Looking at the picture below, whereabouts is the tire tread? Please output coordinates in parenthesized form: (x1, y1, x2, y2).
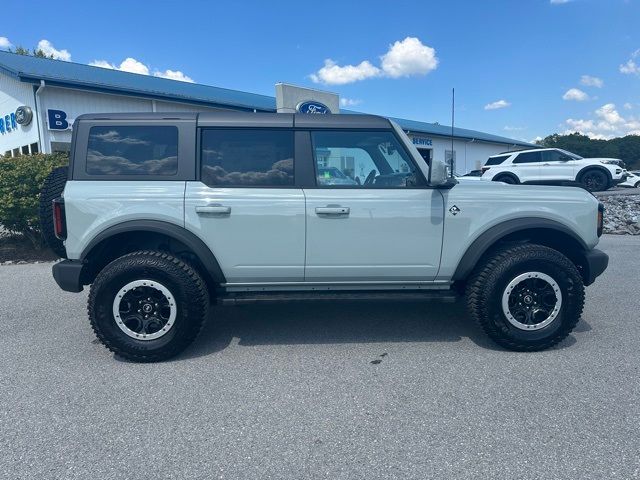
(466, 243, 585, 351)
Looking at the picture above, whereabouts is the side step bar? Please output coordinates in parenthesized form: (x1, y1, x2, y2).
(217, 290, 459, 306)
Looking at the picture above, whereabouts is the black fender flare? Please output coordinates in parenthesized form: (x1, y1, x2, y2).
(452, 218, 588, 281)
(80, 220, 226, 284)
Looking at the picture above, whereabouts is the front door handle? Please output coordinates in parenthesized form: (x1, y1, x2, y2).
(315, 206, 350, 216)
(196, 205, 231, 215)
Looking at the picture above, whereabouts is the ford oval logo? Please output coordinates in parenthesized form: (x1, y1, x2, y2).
(296, 101, 331, 114)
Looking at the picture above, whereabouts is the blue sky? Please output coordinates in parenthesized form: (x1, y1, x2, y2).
(2, 0, 639, 141)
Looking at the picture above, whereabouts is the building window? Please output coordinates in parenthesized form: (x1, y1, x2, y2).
(50, 142, 72, 154)
(12, 148, 19, 157)
(30, 143, 39, 155)
(3, 151, 10, 158)
(200, 129, 294, 187)
(445, 150, 457, 174)
(86, 126, 178, 175)
(21, 145, 30, 155)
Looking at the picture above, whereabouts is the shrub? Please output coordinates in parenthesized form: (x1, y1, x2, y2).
(0, 153, 69, 247)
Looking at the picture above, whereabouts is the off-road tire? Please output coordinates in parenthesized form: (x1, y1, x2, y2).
(88, 251, 209, 362)
(466, 244, 584, 351)
(39, 166, 68, 258)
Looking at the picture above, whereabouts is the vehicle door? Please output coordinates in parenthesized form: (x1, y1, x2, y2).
(302, 129, 444, 283)
(184, 125, 306, 284)
(510, 151, 543, 182)
(539, 149, 576, 181)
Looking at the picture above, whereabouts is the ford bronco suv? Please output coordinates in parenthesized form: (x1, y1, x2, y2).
(40, 112, 608, 362)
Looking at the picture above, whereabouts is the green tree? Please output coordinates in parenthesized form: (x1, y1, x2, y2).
(10, 45, 54, 59)
(537, 133, 640, 169)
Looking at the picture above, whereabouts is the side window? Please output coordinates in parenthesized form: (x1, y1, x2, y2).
(200, 129, 294, 187)
(485, 154, 510, 166)
(86, 126, 178, 175)
(513, 151, 543, 164)
(311, 131, 421, 188)
(542, 150, 566, 162)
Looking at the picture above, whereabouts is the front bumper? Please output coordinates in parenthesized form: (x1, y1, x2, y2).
(52, 260, 84, 292)
(582, 249, 609, 286)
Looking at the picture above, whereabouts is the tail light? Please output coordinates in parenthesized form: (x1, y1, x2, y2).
(597, 203, 604, 237)
(53, 198, 67, 240)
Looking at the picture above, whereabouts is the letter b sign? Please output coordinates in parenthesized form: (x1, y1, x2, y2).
(47, 109, 69, 130)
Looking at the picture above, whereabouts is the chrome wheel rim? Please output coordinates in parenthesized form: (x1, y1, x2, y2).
(112, 280, 177, 341)
(501, 272, 562, 331)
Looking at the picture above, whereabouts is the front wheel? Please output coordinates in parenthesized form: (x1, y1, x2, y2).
(466, 244, 584, 351)
(580, 169, 609, 192)
(88, 251, 209, 362)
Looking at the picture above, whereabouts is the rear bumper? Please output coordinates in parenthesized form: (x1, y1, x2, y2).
(52, 260, 84, 292)
(582, 249, 609, 286)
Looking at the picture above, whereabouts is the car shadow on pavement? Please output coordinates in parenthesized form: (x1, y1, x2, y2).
(174, 300, 591, 361)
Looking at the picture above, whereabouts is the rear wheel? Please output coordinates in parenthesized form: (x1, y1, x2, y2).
(88, 250, 209, 362)
(579, 169, 609, 192)
(466, 244, 584, 351)
(494, 175, 518, 185)
(39, 166, 68, 258)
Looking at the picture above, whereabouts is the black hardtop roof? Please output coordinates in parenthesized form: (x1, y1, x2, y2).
(75, 112, 393, 129)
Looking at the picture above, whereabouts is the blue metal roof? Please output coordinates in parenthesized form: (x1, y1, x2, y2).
(0, 50, 533, 146)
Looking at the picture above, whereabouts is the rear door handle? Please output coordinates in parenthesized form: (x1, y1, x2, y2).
(196, 205, 231, 215)
(315, 206, 350, 216)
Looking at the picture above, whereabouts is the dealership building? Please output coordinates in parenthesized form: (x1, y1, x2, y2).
(0, 50, 532, 173)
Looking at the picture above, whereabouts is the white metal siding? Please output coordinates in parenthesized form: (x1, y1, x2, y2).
(0, 72, 39, 154)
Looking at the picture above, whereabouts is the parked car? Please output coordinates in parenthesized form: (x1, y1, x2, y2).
(619, 171, 640, 188)
(40, 112, 608, 362)
(481, 148, 626, 192)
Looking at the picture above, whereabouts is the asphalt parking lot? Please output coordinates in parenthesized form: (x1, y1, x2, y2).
(1, 235, 639, 480)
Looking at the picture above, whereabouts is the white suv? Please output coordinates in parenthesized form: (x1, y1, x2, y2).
(481, 148, 626, 192)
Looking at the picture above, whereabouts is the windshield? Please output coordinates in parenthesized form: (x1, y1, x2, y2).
(559, 149, 583, 160)
(390, 121, 431, 180)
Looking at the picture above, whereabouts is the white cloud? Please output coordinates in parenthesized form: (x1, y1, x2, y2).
(310, 37, 437, 85)
(580, 75, 603, 88)
(380, 37, 438, 78)
(596, 103, 624, 124)
(310, 59, 381, 85)
(484, 99, 511, 110)
(153, 69, 194, 83)
(91, 57, 149, 74)
(36, 39, 71, 61)
(563, 88, 589, 101)
(503, 126, 525, 131)
(620, 49, 640, 76)
(0, 36, 13, 50)
(550, 0, 572, 4)
(340, 98, 362, 107)
(563, 103, 640, 139)
(624, 102, 634, 110)
(90, 57, 194, 82)
(118, 57, 150, 75)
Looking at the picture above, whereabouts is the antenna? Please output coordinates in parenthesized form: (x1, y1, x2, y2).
(450, 87, 455, 177)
